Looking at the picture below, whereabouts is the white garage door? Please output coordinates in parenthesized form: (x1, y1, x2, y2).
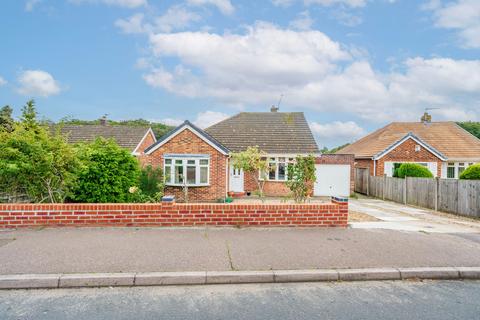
(314, 164, 351, 197)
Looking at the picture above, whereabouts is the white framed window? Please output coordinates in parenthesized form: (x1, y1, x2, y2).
(446, 162, 477, 179)
(164, 155, 210, 186)
(263, 157, 295, 181)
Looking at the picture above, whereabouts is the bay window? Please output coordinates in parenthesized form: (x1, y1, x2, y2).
(265, 157, 294, 181)
(164, 155, 210, 186)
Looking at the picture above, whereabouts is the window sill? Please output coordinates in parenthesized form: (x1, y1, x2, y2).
(166, 184, 210, 187)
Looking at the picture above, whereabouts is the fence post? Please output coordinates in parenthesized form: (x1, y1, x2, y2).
(435, 177, 439, 211)
(366, 170, 370, 196)
(382, 174, 386, 200)
(404, 177, 407, 205)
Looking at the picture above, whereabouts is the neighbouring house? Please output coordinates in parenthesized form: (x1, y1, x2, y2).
(141, 108, 354, 202)
(59, 118, 156, 156)
(337, 114, 480, 178)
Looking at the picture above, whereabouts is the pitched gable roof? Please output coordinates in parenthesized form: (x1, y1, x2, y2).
(59, 125, 153, 152)
(144, 120, 229, 155)
(205, 112, 319, 154)
(337, 122, 480, 160)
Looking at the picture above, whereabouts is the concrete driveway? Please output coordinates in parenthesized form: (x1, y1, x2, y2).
(350, 198, 480, 233)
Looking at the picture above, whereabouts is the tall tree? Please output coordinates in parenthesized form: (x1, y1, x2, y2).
(0, 105, 14, 132)
(20, 100, 39, 131)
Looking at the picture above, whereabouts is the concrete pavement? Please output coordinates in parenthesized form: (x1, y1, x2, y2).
(1, 227, 480, 274)
(350, 198, 480, 233)
(2, 281, 480, 319)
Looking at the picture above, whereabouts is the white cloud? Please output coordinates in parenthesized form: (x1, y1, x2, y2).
(0, 76, 6, 86)
(310, 120, 366, 146)
(193, 111, 229, 128)
(305, 0, 368, 7)
(115, 13, 145, 34)
(157, 111, 229, 129)
(272, 0, 295, 7)
(25, 0, 41, 11)
(159, 118, 183, 127)
(289, 11, 314, 30)
(154, 6, 201, 33)
(17, 70, 61, 97)
(187, 0, 234, 15)
(69, 0, 146, 8)
(427, 0, 480, 48)
(141, 22, 480, 123)
(115, 6, 201, 35)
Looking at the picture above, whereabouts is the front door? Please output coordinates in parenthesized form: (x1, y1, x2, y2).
(229, 166, 244, 193)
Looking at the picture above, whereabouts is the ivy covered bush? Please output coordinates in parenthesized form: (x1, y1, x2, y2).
(70, 138, 141, 203)
(286, 155, 316, 203)
(459, 164, 480, 180)
(396, 163, 434, 178)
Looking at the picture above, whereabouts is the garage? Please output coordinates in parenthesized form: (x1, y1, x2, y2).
(314, 164, 351, 197)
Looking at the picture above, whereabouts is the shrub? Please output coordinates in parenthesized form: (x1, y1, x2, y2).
(71, 138, 141, 203)
(396, 163, 433, 178)
(459, 164, 480, 180)
(286, 155, 316, 203)
(135, 165, 165, 202)
(0, 101, 79, 203)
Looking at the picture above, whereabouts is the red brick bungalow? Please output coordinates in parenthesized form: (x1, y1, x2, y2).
(141, 110, 354, 202)
(337, 117, 480, 178)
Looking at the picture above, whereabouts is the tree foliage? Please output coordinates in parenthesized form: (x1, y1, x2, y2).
(0, 105, 14, 133)
(0, 100, 79, 202)
(286, 155, 316, 203)
(396, 163, 434, 178)
(459, 164, 480, 180)
(231, 146, 268, 198)
(70, 138, 141, 203)
(320, 143, 350, 154)
(458, 122, 480, 139)
(59, 117, 173, 139)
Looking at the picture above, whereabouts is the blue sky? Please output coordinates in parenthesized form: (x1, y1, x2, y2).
(0, 0, 479, 148)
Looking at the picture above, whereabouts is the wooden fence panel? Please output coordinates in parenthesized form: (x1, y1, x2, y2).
(369, 176, 383, 199)
(354, 168, 369, 194)
(406, 177, 436, 210)
(438, 179, 458, 214)
(457, 180, 480, 217)
(384, 177, 404, 203)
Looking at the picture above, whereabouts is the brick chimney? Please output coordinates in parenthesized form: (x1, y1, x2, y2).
(421, 112, 432, 124)
(270, 105, 279, 112)
(100, 115, 108, 126)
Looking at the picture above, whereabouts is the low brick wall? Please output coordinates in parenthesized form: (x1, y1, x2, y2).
(0, 201, 348, 228)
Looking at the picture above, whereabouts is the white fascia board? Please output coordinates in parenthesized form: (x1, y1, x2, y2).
(145, 125, 228, 156)
(132, 128, 157, 155)
(373, 134, 447, 161)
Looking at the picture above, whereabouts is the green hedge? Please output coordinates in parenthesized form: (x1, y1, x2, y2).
(397, 163, 434, 178)
(459, 164, 480, 180)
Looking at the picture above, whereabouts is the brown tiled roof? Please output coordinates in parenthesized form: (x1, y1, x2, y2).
(58, 125, 151, 152)
(205, 112, 319, 154)
(337, 122, 480, 160)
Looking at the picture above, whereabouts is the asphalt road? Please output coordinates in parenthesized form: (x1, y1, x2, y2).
(1, 280, 479, 320)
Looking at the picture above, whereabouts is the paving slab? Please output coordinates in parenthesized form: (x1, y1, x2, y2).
(59, 273, 135, 288)
(399, 267, 459, 280)
(273, 269, 338, 282)
(0, 274, 60, 289)
(135, 272, 206, 286)
(206, 271, 274, 284)
(338, 268, 401, 281)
